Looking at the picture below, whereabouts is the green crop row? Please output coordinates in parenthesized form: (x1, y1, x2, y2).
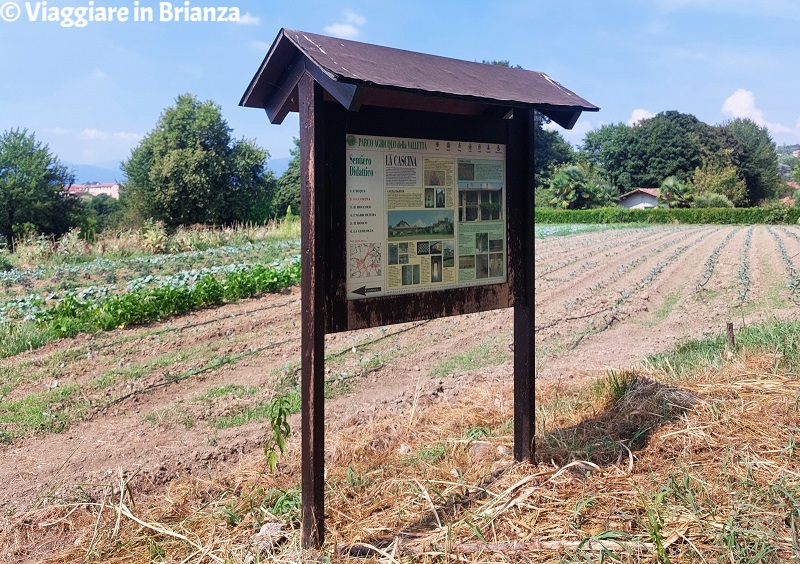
(35, 260, 302, 339)
(534, 206, 800, 225)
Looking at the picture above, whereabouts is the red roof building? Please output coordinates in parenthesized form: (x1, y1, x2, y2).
(64, 183, 120, 199)
(618, 188, 662, 209)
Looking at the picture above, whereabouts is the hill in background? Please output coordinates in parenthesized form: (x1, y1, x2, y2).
(67, 157, 291, 185)
(68, 163, 126, 184)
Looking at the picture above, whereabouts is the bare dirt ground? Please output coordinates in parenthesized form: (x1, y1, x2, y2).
(0, 287, 515, 518)
(3, 223, 800, 559)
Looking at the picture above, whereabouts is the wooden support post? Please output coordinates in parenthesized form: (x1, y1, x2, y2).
(726, 322, 735, 353)
(513, 108, 535, 463)
(299, 72, 326, 549)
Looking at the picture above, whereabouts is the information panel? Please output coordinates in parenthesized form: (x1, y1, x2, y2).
(346, 134, 506, 300)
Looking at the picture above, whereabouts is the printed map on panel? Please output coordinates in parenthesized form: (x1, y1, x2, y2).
(350, 243, 382, 278)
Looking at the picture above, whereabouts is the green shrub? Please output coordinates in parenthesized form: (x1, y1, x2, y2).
(693, 193, 733, 208)
(534, 206, 800, 225)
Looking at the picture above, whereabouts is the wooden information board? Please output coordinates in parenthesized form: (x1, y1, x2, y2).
(345, 134, 507, 300)
(240, 27, 598, 549)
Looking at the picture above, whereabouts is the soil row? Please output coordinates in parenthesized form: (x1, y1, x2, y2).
(535, 225, 800, 380)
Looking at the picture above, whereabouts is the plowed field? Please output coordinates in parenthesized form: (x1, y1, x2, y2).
(535, 224, 800, 381)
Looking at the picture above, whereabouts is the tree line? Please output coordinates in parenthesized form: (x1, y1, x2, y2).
(2, 91, 795, 252)
(0, 93, 303, 251)
(536, 110, 787, 210)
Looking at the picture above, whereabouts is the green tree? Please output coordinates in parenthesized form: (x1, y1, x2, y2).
(724, 118, 781, 204)
(692, 158, 747, 206)
(550, 165, 588, 209)
(589, 179, 619, 207)
(79, 194, 123, 240)
(122, 94, 274, 228)
(548, 164, 612, 209)
(580, 123, 633, 189)
(481, 60, 522, 69)
(581, 112, 709, 191)
(0, 128, 78, 250)
(625, 112, 703, 188)
(273, 138, 300, 217)
(658, 176, 693, 208)
(534, 112, 575, 190)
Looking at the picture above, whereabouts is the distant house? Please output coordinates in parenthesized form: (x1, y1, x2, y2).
(779, 182, 800, 206)
(65, 183, 120, 199)
(618, 188, 662, 209)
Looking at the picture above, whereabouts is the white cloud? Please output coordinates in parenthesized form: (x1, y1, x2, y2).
(721, 88, 791, 133)
(250, 40, 270, 51)
(627, 109, 655, 126)
(656, 0, 800, 19)
(113, 131, 143, 142)
(44, 127, 70, 135)
(235, 12, 260, 25)
(82, 128, 104, 140)
(81, 129, 143, 142)
(343, 10, 366, 26)
(324, 10, 367, 39)
(323, 23, 360, 39)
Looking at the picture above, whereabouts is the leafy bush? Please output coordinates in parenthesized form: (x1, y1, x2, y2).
(0, 250, 13, 272)
(693, 193, 733, 208)
(535, 206, 800, 225)
(659, 176, 693, 208)
(548, 165, 615, 209)
(142, 219, 168, 254)
(764, 203, 793, 224)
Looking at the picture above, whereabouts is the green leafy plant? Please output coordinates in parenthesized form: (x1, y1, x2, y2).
(264, 393, 294, 472)
(547, 162, 620, 210)
(263, 487, 301, 526)
(26, 259, 302, 350)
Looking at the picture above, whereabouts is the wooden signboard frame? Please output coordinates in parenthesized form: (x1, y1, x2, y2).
(298, 81, 533, 546)
(241, 28, 595, 549)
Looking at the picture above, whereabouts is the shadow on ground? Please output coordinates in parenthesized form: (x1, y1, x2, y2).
(535, 373, 703, 468)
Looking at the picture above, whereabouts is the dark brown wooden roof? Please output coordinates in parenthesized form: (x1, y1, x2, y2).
(240, 28, 598, 128)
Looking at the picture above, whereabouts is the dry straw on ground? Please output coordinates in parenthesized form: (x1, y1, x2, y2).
(4, 350, 800, 562)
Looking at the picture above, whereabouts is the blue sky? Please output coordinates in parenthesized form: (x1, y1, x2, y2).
(1, 0, 798, 177)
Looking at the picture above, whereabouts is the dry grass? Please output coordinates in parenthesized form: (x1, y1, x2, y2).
(11, 219, 300, 266)
(4, 349, 800, 562)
